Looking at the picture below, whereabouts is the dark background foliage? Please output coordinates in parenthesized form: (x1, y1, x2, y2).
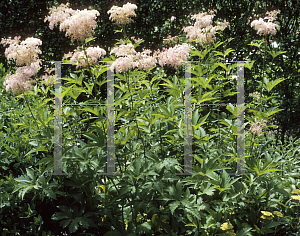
(0, 0, 299, 143)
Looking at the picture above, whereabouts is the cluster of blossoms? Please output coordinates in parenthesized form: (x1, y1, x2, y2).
(40, 67, 55, 87)
(220, 221, 235, 236)
(45, 3, 227, 74)
(63, 46, 106, 69)
(250, 10, 280, 36)
(107, 3, 138, 27)
(109, 41, 192, 74)
(109, 42, 159, 74)
(45, 3, 105, 69)
(249, 91, 261, 101)
(44, 2, 100, 43)
(155, 43, 192, 70)
(44, 3, 77, 30)
(107, 3, 193, 73)
(249, 118, 268, 136)
(0, 36, 49, 95)
(182, 9, 229, 46)
(1, 36, 42, 66)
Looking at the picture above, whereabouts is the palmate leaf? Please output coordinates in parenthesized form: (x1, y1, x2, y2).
(206, 170, 241, 193)
(12, 168, 37, 200)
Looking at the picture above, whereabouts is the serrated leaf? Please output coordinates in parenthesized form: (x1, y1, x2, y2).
(169, 201, 180, 215)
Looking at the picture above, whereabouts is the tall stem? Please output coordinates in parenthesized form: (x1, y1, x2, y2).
(260, 38, 266, 112)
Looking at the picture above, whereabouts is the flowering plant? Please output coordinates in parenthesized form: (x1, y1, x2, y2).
(0, 2, 293, 236)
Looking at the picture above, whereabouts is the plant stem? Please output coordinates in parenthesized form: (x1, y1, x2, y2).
(261, 39, 266, 112)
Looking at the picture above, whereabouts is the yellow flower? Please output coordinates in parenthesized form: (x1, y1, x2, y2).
(273, 211, 284, 217)
(291, 189, 300, 194)
(220, 222, 234, 231)
(291, 195, 300, 202)
(98, 185, 105, 193)
(226, 230, 236, 236)
(260, 211, 274, 220)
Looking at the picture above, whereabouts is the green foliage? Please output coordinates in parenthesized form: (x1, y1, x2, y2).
(1, 0, 300, 235)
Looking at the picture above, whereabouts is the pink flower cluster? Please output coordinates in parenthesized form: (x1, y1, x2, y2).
(155, 43, 192, 70)
(250, 10, 280, 36)
(0, 35, 56, 95)
(0, 36, 45, 95)
(249, 119, 268, 136)
(44, 3, 100, 43)
(107, 3, 138, 27)
(1, 36, 42, 66)
(63, 46, 106, 69)
(44, 3, 77, 30)
(109, 42, 192, 74)
(182, 9, 229, 46)
(1, 60, 41, 96)
(109, 43, 150, 73)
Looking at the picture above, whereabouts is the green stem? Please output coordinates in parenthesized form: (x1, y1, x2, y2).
(249, 132, 255, 158)
(261, 39, 266, 111)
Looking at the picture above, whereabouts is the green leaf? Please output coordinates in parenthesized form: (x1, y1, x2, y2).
(69, 86, 87, 100)
(69, 219, 79, 233)
(84, 37, 96, 45)
(236, 226, 252, 236)
(263, 78, 286, 93)
(169, 201, 180, 215)
(267, 50, 287, 60)
(25, 145, 48, 157)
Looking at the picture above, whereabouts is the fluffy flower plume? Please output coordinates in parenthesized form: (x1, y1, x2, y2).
(3, 61, 41, 96)
(107, 3, 138, 27)
(44, 3, 100, 43)
(0, 36, 47, 95)
(134, 50, 158, 71)
(59, 9, 100, 43)
(3, 73, 35, 96)
(110, 55, 139, 74)
(155, 43, 192, 69)
(183, 9, 229, 46)
(1, 36, 42, 66)
(109, 41, 192, 73)
(44, 3, 77, 30)
(250, 10, 280, 36)
(109, 42, 159, 73)
(63, 46, 106, 69)
(110, 43, 136, 57)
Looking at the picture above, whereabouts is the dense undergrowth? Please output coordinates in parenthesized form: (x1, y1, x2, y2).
(0, 4, 300, 234)
(1, 49, 300, 236)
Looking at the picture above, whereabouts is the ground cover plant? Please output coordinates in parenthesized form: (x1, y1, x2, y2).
(1, 2, 300, 236)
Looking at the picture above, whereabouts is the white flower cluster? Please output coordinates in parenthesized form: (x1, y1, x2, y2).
(44, 3, 77, 30)
(155, 43, 192, 70)
(109, 43, 158, 74)
(250, 10, 280, 36)
(109, 41, 192, 74)
(0, 36, 44, 95)
(44, 3, 100, 43)
(63, 46, 106, 69)
(1, 36, 42, 66)
(249, 119, 268, 136)
(59, 9, 100, 43)
(182, 9, 229, 46)
(107, 3, 138, 27)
